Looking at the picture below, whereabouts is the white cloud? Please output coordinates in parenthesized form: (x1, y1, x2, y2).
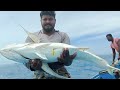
(1, 11, 120, 55)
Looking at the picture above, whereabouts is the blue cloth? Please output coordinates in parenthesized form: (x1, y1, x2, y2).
(99, 72, 116, 79)
(92, 72, 116, 79)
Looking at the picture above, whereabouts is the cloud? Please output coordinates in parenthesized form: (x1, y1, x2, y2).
(60, 12, 120, 41)
(1, 11, 120, 55)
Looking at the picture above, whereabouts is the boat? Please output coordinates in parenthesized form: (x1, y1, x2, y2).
(92, 60, 120, 79)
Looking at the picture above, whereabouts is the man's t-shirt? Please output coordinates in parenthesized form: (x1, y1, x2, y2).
(25, 30, 70, 76)
(25, 30, 70, 44)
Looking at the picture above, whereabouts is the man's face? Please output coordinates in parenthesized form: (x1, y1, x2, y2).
(106, 36, 113, 41)
(41, 15, 56, 32)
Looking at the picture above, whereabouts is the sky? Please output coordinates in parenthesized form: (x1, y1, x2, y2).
(0, 11, 120, 61)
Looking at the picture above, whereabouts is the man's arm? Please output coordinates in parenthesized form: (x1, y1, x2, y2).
(25, 36, 42, 71)
(117, 39, 120, 60)
(112, 48, 116, 64)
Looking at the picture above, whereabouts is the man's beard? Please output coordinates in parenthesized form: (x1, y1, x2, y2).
(42, 24, 55, 33)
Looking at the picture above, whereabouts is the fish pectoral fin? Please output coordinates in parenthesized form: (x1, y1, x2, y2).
(35, 52, 48, 60)
(41, 62, 70, 79)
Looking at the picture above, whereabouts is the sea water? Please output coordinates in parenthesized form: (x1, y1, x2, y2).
(0, 54, 113, 79)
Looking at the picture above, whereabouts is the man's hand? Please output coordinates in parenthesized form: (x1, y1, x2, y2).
(112, 60, 115, 64)
(113, 69, 120, 79)
(112, 59, 115, 66)
(57, 48, 77, 66)
(118, 56, 120, 60)
(29, 59, 42, 71)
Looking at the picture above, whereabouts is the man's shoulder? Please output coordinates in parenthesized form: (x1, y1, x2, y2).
(26, 31, 40, 39)
(114, 38, 120, 42)
(55, 30, 68, 36)
(114, 38, 120, 40)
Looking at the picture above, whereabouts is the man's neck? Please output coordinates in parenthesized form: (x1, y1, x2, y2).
(42, 29, 55, 36)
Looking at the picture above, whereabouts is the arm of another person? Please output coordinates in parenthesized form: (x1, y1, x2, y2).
(112, 48, 116, 64)
(117, 39, 120, 60)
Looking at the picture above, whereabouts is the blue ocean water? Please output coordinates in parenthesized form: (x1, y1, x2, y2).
(0, 54, 113, 79)
(66, 54, 113, 79)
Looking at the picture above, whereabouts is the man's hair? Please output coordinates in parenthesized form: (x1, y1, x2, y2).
(106, 34, 113, 37)
(40, 11, 56, 18)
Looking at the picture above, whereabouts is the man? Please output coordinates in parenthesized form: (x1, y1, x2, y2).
(106, 34, 120, 65)
(25, 11, 77, 79)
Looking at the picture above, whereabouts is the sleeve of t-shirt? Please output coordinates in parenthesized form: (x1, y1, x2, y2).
(61, 33, 70, 45)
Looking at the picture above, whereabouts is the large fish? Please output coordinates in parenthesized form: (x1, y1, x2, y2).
(0, 42, 119, 77)
(0, 26, 119, 79)
(0, 42, 89, 79)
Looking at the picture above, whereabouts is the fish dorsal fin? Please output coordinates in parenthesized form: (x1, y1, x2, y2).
(35, 52, 48, 61)
(19, 24, 40, 43)
(27, 32, 40, 43)
(41, 62, 70, 79)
